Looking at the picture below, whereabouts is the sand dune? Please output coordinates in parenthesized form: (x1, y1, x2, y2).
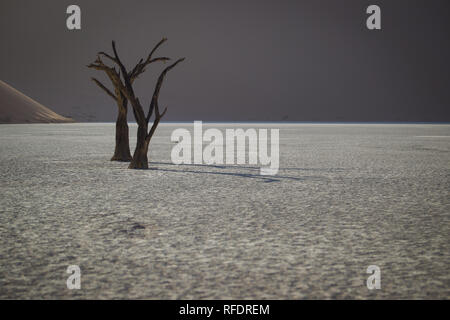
(0, 80, 74, 124)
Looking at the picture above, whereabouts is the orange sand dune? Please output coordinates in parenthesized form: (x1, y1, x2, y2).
(0, 80, 74, 124)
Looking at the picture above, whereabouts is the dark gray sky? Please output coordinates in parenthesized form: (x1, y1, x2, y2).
(1, 0, 449, 122)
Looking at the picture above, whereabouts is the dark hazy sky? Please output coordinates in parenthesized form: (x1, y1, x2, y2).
(1, 0, 449, 122)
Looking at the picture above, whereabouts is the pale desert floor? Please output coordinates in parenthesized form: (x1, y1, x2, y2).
(0, 123, 449, 299)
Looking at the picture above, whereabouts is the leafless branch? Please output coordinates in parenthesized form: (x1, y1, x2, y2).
(91, 77, 116, 101)
(146, 58, 185, 122)
(111, 41, 146, 124)
(129, 38, 170, 80)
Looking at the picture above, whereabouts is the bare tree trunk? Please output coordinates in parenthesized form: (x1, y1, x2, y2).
(111, 101, 132, 161)
(89, 76, 133, 162)
(128, 115, 163, 169)
(129, 124, 149, 169)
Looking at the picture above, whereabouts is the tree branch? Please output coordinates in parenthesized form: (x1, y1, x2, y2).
(129, 58, 144, 80)
(91, 77, 116, 101)
(129, 57, 170, 81)
(111, 41, 146, 124)
(129, 38, 170, 80)
(146, 38, 168, 64)
(98, 51, 118, 64)
(146, 58, 185, 122)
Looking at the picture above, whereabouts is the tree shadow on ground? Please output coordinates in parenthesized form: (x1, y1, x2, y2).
(148, 161, 328, 183)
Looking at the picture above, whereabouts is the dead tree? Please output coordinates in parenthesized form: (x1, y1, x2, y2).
(88, 39, 170, 162)
(88, 40, 184, 169)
